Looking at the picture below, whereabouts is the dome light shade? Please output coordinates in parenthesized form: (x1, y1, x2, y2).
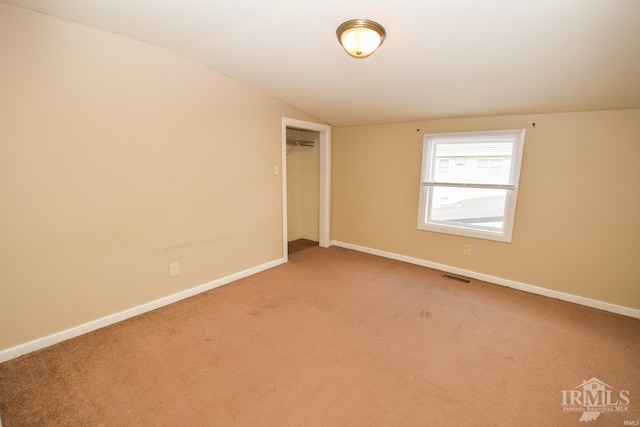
(336, 19, 386, 59)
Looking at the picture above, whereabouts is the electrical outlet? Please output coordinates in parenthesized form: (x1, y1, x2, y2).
(463, 245, 472, 256)
(169, 262, 180, 277)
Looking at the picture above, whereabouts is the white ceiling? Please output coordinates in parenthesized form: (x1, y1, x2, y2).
(3, 0, 640, 126)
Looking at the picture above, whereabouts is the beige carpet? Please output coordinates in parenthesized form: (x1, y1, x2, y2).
(0, 246, 638, 426)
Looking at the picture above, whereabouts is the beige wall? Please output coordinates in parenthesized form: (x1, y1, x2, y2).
(286, 129, 319, 242)
(0, 4, 321, 351)
(332, 110, 640, 310)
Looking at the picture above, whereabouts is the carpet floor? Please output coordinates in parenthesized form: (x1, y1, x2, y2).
(287, 238, 318, 255)
(0, 246, 638, 426)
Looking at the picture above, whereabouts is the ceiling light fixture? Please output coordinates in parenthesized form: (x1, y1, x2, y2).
(336, 19, 386, 59)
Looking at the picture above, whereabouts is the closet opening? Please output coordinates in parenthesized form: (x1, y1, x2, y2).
(280, 118, 331, 261)
(286, 127, 320, 255)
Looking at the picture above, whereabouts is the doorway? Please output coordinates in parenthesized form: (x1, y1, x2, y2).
(286, 127, 319, 254)
(281, 118, 330, 261)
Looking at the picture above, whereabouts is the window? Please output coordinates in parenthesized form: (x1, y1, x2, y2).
(438, 158, 449, 173)
(418, 129, 525, 242)
(477, 158, 503, 175)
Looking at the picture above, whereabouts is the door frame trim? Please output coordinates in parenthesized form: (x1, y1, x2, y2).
(281, 117, 331, 260)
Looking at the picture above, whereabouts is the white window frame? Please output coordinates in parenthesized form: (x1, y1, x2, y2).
(417, 129, 525, 242)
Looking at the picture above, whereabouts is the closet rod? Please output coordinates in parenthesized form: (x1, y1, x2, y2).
(286, 138, 315, 147)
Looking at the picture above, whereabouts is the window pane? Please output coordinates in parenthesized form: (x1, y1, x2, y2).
(428, 186, 507, 230)
(432, 142, 513, 185)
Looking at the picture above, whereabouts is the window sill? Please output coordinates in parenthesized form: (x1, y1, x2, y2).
(417, 222, 512, 243)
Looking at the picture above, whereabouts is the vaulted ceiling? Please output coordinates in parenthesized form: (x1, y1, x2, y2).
(2, 0, 640, 126)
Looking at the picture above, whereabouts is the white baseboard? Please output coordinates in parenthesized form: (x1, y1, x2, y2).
(3, 244, 637, 364)
(0, 258, 286, 364)
(330, 240, 640, 320)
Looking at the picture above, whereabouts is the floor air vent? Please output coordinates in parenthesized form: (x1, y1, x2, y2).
(442, 273, 471, 284)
